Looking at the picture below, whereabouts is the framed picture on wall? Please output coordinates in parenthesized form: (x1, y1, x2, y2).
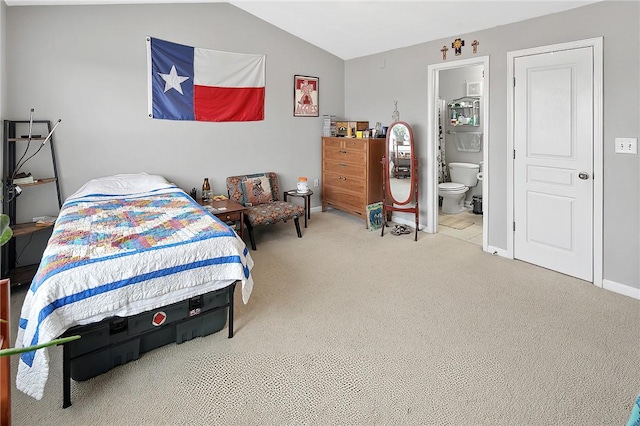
(466, 81, 482, 97)
(294, 75, 319, 117)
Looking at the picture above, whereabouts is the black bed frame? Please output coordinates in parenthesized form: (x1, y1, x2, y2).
(60, 282, 237, 408)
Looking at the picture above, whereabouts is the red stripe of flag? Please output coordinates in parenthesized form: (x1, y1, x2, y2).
(194, 86, 265, 122)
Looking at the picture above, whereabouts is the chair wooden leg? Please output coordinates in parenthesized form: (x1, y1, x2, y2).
(294, 217, 302, 238)
(246, 222, 257, 250)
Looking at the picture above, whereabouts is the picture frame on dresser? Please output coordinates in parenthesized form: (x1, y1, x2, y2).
(294, 75, 319, 117)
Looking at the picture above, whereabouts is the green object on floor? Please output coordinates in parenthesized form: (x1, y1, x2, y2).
(627, 392, 640, 426)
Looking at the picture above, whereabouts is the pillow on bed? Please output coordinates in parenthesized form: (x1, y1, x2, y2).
(242, 175, 273, 206)
(68, 173, 173, 199)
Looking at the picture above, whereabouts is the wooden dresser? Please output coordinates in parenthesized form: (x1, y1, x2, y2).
(322, 137, 384, 224)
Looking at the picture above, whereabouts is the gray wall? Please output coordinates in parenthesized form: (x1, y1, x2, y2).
(345, 1, 639, 289)
(3, 2, 344, 205)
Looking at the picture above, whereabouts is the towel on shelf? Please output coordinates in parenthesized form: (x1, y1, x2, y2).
(455, 132, 482, 152)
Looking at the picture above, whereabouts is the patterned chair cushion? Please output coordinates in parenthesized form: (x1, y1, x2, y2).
(245, 201, 304, 226)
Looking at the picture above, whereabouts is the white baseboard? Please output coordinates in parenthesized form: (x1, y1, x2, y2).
(310, 208, 423, 230)
(391, 215, 425, 231)
(602, 279, 640, 300)
(486, 245, 510, 258)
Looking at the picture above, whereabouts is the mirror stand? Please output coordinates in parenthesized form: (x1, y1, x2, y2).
(380, 121, 419, 241)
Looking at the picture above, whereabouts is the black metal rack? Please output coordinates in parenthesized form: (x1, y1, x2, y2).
(2, 119, 62, 284)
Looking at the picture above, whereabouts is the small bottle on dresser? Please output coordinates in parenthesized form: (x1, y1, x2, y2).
(202, 178, 211, 202)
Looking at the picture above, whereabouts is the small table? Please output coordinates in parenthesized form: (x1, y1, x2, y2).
(283, 189, 313, 228)
(198, 198, 247, 239)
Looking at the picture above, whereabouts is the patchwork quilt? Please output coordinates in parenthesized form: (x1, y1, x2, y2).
(15, 174, 254, 400)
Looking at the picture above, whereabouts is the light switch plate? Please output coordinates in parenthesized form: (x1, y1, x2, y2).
(614, 137, 637, 154)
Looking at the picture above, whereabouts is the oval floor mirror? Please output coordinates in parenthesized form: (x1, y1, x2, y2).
(381, 121, 419, 241)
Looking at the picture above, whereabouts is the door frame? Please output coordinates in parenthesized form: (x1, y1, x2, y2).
(506, 37, 603, 287)
(426, 56, 490, 252)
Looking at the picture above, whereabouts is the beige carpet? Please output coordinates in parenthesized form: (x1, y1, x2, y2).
(8, 209, 640, 425)
(438, 214, 474, 230)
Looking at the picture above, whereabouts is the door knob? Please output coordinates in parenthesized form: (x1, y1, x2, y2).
(578, 172, 590, 180)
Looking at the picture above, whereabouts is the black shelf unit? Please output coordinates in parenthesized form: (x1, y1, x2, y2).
(2, 119, 62, 284)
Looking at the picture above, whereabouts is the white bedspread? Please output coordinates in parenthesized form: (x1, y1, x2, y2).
(15, 173, 254, 400)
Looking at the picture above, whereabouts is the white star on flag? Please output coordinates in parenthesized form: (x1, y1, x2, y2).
(158, 65, 189, 94)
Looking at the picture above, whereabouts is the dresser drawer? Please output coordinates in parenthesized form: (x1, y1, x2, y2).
(341, 138, 367, 151)
(322, 138, 367, 152)
(323, 160, 366, 179)
(323, 186, 365, 211)
(323, 173, 366, 194)
(215, 211, 241, 223)
(323, 138, 343, 149)
(323, 147, 367, 163)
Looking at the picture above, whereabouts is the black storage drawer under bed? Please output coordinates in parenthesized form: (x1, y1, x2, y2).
(63, 286, 230, 382)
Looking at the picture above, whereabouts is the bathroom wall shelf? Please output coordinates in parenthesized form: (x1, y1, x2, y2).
(448, 96, 480, 127)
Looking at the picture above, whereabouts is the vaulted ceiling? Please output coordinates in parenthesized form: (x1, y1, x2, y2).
(5, 0, 601, 60)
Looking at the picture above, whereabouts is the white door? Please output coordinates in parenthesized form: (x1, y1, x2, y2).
(513, 47, 593, 281)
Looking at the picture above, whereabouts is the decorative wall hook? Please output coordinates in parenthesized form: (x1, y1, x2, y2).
(391, 101, 400, 122)
(440, 45, 448, 61)
(472, 39, 480, 54)
(452, 38, 465, 56)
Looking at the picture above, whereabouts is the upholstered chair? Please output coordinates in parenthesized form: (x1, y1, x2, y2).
(226, 172, 304, 250)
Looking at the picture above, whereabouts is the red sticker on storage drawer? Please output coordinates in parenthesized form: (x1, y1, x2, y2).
(152, 311, 167, 326)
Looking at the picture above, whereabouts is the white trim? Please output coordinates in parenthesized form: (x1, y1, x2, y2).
(146, 36, 153, 118)
(391, 214, 425, 231)
(426, 56, 490, 254)
(487, 245, 509, 258)
(506, 37, 603, 287)
(313, 208, 424, 230)
(602, 279, 640, 301)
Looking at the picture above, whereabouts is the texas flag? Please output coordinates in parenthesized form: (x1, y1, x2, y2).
(147, 37, 265, 122)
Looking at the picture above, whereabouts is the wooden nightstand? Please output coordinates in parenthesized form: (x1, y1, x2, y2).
(198, 199, 247, 240)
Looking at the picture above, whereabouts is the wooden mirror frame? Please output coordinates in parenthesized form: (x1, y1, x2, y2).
(381, 121, 419, 241)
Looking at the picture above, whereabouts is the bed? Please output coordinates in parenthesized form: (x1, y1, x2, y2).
(14, 173, 254, 406)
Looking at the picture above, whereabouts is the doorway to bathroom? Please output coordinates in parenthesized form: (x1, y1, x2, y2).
(426, 56, 489, 252)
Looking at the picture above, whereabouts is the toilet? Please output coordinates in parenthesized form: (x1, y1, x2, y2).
(438, 162, 480, 214)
